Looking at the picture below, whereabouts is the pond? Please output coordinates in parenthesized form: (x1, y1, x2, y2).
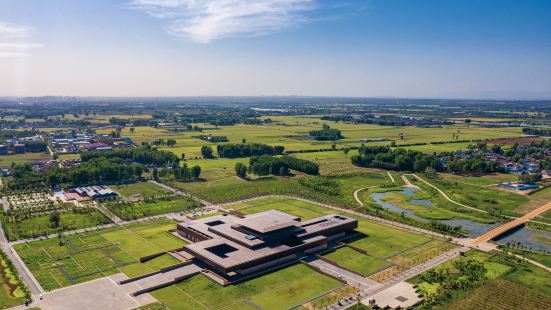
(369, 187, 432, 222)
(369, 188, 551, 252)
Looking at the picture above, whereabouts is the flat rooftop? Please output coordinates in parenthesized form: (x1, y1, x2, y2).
(178, 210, 358, 273)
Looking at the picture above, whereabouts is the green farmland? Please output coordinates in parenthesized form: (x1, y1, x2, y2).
(96, 120, 523, 158)
(13, 218, 184, 291)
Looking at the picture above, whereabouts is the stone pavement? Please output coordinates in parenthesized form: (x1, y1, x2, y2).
(363, 281, 421, 309)
(10, 274, 156, 310)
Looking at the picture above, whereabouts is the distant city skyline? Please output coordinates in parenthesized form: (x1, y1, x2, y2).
(1, 0, 551, 99)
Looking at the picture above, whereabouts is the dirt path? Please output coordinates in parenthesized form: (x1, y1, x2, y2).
(386, 171, 395, 183)
(400, 175, 420, 189)
(408, 174, 486, 213)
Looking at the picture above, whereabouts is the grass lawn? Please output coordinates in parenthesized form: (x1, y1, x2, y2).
(407, 176, 525, 220)
(13, 218, 185, 291)
(228, 196, 434, 260)
(106, 197, 200, 220)
(229, 196, 333, 220)
(151, 263, 343, 310)
(3, 210, 111, 241)
(0, 256, 26, 309)
(349, 220, 432, 259)
(377, 189, 494, 223)
(323, 247, 391, 275)
(110, 182, 171, 198)
(0, 152, 51, 168)
(388, 239, 457, 268)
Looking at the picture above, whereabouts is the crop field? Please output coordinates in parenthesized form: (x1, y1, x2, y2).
(0, 255, 25, 309)
(170, 176, 316, 204)
(2, 210, 111, 241)
(106, 197, 200, 220)
(150, 263, 343, 310)
(447, 279, 551, 310)
(13, 218, 184, 291)
(97, 120, 523, 158)
(322, 247, 391, 276)
(0, 152, 51, 168)
(110, 182, 171, 198)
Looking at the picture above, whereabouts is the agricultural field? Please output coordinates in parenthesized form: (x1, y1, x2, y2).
(2, 209, 111, 241)
(13, 218, 183, 291)
(0, 152, 51, 168)
(97, 120, 523, 158)
(446, 279, 551, 310)
(150, 263, 343, 310)
(105, 197, 200, 220)
(110, 182, 171, 199)
(410, 250, 551, 309)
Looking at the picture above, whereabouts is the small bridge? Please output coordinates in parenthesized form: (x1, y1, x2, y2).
(472, 201, 551, 245)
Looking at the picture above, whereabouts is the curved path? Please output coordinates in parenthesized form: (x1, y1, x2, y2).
(407, 174, 485, 213)
(353, 188, 368, 206)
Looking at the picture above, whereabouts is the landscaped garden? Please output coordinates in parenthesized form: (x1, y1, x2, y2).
(13, 218, 184, 291)
(0, 250, 29, 309)
(2, 208, 111, 241)
(105, 196, 201, 220)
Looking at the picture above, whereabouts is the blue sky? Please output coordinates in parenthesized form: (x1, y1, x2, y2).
(1, 0, 550, 99)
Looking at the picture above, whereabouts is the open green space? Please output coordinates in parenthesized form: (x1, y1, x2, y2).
(110, 182, 171, 198)
(106, 197, 200, 220)
(0, 256, 26, 309)
(414, 176, 528, 217)
(150, 263, 343, 310)
(375, 188, 494, 223)
(13, 218, 185, 291)
(2, 210, 111, 241)
(348, 220, 432, 259)
(0, 152, 51, 168)
(228, 196, 434, 260)
(323, 247, 391, 275)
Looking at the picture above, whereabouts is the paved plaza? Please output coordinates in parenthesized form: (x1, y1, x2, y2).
(12, 274, 156, 310)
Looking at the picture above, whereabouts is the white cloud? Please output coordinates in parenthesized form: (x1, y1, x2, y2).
(0, 22, 40, 57)
(0, 22, 34, 39)
(129, 0, 317, 43)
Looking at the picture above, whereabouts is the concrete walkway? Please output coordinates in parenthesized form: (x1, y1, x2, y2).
(0, 221, 44, 295)
(305, 257, 379, 290)
(9, 274, 156, 310)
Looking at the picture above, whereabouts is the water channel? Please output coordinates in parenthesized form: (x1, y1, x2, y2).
(369, 188, 551, 252)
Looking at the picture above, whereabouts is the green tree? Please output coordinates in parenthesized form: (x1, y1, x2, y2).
(235, 162, 247, 178)
(49, 211, 61, 228)
(190, 165, 201, 178)
(201, 146, 214, 158)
